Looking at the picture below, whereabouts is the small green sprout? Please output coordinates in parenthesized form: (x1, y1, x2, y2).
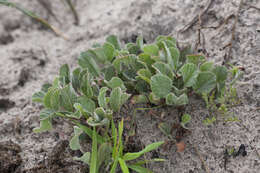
(181, 114, 191, 129)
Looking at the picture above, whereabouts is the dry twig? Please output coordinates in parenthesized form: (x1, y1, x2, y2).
(178, 0, 215, 33)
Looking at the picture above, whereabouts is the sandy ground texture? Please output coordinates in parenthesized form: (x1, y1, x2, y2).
(0, 0, 260, 172)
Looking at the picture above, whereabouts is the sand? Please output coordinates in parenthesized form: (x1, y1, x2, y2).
(0, 0, 259, 172)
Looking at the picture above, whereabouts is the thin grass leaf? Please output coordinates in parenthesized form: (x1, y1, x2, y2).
(0, 0, 67, 39)
(118, 158, 130, 173)
(111, 121, 118, 159)
(123, 141, 164, 161)
(128, 164, 152, 173)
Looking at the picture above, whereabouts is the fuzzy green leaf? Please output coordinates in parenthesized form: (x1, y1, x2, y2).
(69, 126, 83, 150)
(180, 63, 198, 87)
(194, 72, 216, 94)
(80, 72, 93, 98)
(33, 118, 52, 133)
(151, 74, 172, 98)
(143, 44, 159, 56)
(103, 42, 115, 62)
(131, 95, 148, 104)
(102, 65, 116, 81)
(78, 96, 96, 115)
(93, 47, 107, 63)
(152, 62, 175, 79)
(186, 54, 205, 65)
(138, 53, 156, 72)
(43, 87, 60, 110)
(59, 85, 77, 112)
(126, 43, 139, 55)
(213, 65, 228, 83)
(166, 93, 188, 106)
(98, 87, 109, 109)
(71, 68, 81, 92)
(169, 47, 180, 70)
(148, 92, 161, 105)
(78, 51, 100, 77)
(106, 35, 121, 50)
(107, 77, 126, 91)
(137, 69, 152, 84)
(156, 35, 176, 48)
(74, 152, 90, 165)
(59, 64, 70, 85)
(110, 87, 122, 112)
(200, 62, 214, 72)
(120, 93, 130, 105)
(181, 114, 191, 127)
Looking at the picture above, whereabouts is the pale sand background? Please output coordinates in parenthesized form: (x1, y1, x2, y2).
(0, 0, 259, 172)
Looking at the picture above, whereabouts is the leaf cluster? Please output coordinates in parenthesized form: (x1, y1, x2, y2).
(32, 34, 242, 172)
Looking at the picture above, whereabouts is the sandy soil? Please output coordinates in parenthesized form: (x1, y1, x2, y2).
(0, 0, 259, 172)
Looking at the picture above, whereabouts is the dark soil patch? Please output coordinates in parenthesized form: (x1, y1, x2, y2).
(0, 33, 14, 45)
(0, 140, 22, 173)
(0, 98, 15, 111)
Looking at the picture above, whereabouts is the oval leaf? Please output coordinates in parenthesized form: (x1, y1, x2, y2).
(193, 72, 216, 94)
(151, 74, 172, 98)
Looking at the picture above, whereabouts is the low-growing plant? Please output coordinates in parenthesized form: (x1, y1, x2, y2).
(32, 34, 242, 172)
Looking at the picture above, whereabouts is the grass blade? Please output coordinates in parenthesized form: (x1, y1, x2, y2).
(118, 158, 130, 173)
(128, 164, 152, 173)
(0, 0, 67, 39)
(123, 141, 164, 161)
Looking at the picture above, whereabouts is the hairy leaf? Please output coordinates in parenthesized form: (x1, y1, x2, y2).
(98, 87, 109, 109)
(180, 63, 198, 87)
(59, 85, 77, 112)
(69, 126, 83, 150)
(200, 62, 214, 72)
(74, 152, 90, 165)
(106, 35, 121, 50)
(186, 54, 205, 65)
(78, 51, 100, 77)
(143, 44, 159, 56)
(137, 69, 152, 84)
(59, 64, 70, 85)
(33, 118, 52, 133)
(151, 74, 172, 98)
(166, 93, 188, 106)
(107, 77, 126, 91)
(194, 72, 216, 94)
(152, 62, 175, 79)
(110, 87, 122, 112)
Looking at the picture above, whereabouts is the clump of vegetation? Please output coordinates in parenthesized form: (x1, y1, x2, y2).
(32, 34, 242, 172)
